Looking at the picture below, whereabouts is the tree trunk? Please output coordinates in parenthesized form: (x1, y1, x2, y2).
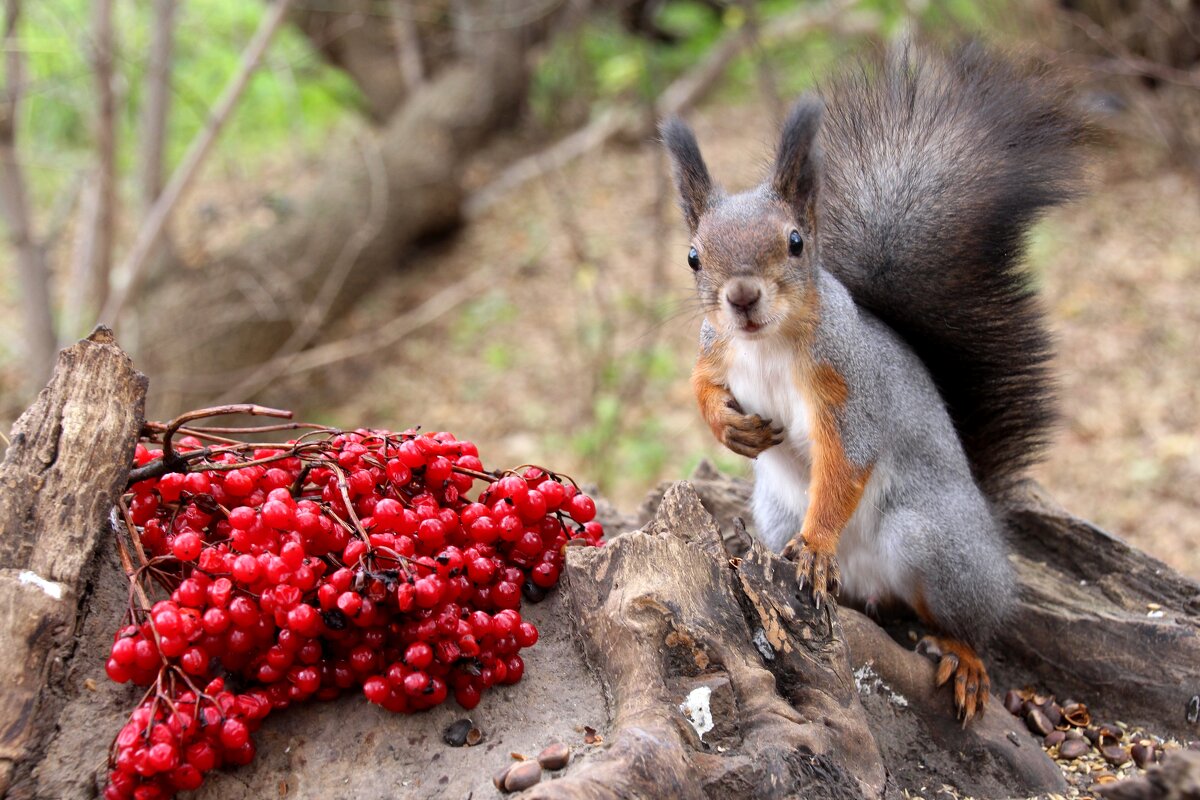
(140, 0, 175, 210)
(133, 0, 560, 416)
(0, 0, 56, 391)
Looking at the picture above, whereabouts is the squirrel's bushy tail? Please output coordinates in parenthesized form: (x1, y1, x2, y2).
(817, 43, 1091, 498)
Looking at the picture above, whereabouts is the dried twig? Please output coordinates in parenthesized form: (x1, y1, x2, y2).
(87, 0, 118, 318)
(389, 0, 425, 90)
(1064, 8, 1200, 89)
(98, 0, 296, 328)
(246, 269, 490, 381)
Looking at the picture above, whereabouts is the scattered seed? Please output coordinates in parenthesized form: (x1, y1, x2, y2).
(538, 742, 570, 770)
(1131, 740, 1157, 768)
(1004, 689, 1024, 716)
(1027, 707, 1055, 737)
(465, 727, 483, 747)
(442, 718, 475, 747)
(504, 760, 543, 792)
(1062, 702, 1090, 728)
(1100, 743, 1130, 766)
(1045, 731, 1066, 748)
(493, 764, 513, 790)
(583, 725, 603, 745)
(1060, 739, 1090, 760)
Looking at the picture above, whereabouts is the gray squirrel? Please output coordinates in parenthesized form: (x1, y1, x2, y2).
(661, 44, 1090, 721)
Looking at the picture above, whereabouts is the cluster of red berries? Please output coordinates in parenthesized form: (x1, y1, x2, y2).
(104, 428, 602, 800)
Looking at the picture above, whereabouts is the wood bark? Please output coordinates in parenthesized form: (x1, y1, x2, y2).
(0, 329, 147, 798)
(542, 482, 887, 799)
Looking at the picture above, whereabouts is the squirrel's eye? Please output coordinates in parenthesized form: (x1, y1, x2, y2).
(687, 247, 701, 271)
(788, 229, 804, 257)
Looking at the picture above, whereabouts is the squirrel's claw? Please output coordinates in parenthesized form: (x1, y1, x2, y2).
(917, 635, 990, 724)
(783, 537, 841, 610)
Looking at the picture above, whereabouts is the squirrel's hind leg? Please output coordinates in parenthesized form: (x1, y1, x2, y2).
(883, 503, 1014, 723)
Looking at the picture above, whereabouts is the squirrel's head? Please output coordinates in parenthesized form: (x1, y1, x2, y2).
(661, 99, 823, 340)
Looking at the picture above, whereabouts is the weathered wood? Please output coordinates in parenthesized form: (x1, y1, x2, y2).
(540, 482, 886, 799)
(840, 611, 1066, 796)
(0, 328, 146, 798)
(995, 482, 1200, 741)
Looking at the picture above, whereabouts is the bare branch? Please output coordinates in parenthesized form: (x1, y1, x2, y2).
(228, 269, 489, 387)
(214, 129, 390, 402)
(97, 0, 296, 329)
(0, 0, 56, 388)
(87, 0, 118, 318)
(389, 0, 425, 90)
(141, 0, 177, 208)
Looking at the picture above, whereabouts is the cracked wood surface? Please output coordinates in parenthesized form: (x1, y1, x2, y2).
(0, 329, 146, 798)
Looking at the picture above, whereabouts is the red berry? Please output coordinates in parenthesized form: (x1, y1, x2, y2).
(567, 494, 596, 523)
(363, 676, 389, 704)
(232, 554, 261, 584)
(219, 719, 249, 750)
(404, 642, 433, 670)
(516, 622, 539, 648)
(172, 532, 202, 561)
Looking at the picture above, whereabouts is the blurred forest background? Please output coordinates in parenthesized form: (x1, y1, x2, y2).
(1, 0, 1197, 576)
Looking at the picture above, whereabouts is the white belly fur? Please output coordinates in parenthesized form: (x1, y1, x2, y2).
(725, 337, 906, 605)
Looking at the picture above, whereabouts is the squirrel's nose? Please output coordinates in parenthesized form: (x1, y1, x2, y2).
(725, 280, 761, 312)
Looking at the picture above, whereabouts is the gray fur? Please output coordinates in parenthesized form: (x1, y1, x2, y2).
(749, 270, 1015, 646)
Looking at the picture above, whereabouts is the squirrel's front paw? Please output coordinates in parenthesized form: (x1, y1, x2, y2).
(782, 537, 841, 609)
(718, 401, 784, 458)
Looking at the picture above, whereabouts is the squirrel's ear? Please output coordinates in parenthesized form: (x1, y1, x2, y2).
(660, 117, 714, 231)
(773, 97, 823, 220)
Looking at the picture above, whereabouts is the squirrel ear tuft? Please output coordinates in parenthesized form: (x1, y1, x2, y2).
(660, 117, 714, 231)
(773, 97, 823, 219)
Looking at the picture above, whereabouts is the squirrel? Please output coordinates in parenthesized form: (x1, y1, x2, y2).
(661, 44, 1090, 722)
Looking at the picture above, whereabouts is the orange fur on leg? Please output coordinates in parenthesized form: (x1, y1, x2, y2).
(781, 363, 871, 608)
